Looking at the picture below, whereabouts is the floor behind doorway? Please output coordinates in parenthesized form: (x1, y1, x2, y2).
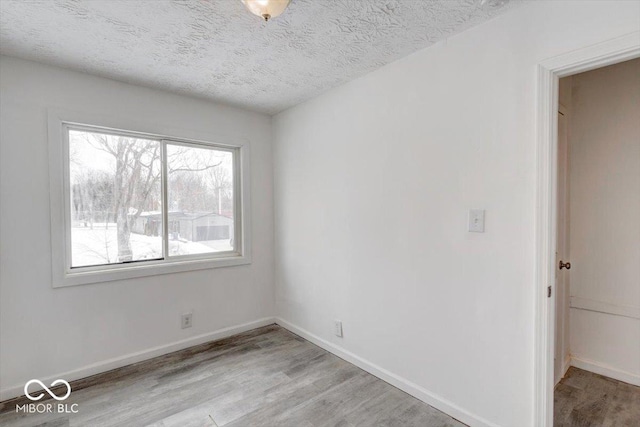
(554, 367, 640, 426)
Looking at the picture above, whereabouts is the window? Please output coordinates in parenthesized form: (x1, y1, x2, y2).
(166, 143, 235, 256)
(69, 129, 164, 267)
(49, 116, 250, 287)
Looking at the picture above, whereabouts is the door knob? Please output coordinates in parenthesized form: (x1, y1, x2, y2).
(559, 260, 571, 270)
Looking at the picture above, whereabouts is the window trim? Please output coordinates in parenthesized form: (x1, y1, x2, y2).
(48, 109, 252, 288)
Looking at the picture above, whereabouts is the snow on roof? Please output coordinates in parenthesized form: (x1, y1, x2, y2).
(133, 211, 226, 220)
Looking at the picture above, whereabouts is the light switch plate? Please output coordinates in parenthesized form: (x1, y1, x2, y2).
(468, 209, 485, 233)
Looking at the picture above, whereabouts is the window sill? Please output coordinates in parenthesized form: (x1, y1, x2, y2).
(53, 255, 251, 288)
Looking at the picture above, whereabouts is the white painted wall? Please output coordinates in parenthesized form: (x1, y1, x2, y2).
(273, 2, 640, 426)
(0, 56, 275, 399)
(568, 58, 640, 383)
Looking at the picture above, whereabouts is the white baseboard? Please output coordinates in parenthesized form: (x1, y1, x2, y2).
(0, 317, 275, 402)
(275, 317, 498, 427)
(571, 356, 640, 387)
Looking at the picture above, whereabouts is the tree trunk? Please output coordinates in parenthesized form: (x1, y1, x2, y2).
(116, 206, 132, 261)
(114, 139, 133, 262)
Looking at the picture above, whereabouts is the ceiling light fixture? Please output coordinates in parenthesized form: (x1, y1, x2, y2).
(479, 0, 509, 7)
(241, 0, 291, 22)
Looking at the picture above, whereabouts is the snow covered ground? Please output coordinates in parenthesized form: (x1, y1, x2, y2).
(71, 224, 233, 267)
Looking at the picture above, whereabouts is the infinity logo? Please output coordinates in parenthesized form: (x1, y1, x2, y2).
(24, 379, 71, 401)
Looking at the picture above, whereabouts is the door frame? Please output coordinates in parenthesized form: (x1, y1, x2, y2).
(534, 31, 640, 427)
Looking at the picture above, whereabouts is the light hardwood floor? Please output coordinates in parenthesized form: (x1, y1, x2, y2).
(0, 325, 465, 427)
(554, 366, 640, 426)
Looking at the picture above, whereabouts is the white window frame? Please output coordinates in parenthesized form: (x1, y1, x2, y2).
(48, 109, 251, 288)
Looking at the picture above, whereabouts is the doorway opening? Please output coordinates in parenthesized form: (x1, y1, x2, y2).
(533, 32, 640, 427)
(552, 58, 640, 426)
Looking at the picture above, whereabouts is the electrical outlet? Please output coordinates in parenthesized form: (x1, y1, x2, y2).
(334, 320, 343, 337)
(468, 209, 485, 233)
(181, 312, 193, 329)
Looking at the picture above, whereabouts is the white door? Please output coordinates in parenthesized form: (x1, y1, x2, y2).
(555, 106, 571, 384)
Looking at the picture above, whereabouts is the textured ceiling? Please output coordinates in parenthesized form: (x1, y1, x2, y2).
(0, 0, 520, 114)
